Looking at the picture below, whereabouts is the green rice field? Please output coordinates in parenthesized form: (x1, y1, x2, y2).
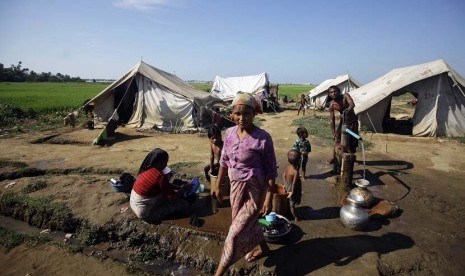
(274, 84, 315, 99)
(0, 82, 108, 112)
(1, 82, 314, 113)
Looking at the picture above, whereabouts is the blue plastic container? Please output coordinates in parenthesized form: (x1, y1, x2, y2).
(110, 178, 133, 193)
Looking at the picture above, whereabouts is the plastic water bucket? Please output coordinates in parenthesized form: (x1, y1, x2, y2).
(209, 173, 230, 196)
(272, 184, 291, 219)
(110, 178, 132, 193)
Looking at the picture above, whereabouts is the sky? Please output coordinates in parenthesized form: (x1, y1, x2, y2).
(1, 0, 464, 84)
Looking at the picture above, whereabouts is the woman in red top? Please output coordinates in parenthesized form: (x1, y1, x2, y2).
(130, 148, 191, 223)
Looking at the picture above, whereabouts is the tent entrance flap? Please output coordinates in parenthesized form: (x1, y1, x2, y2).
(114, 78, 137, 124)
(127, 75, 194, 130)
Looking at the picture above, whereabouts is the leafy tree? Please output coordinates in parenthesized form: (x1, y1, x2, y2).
(0, 61, 84, 82)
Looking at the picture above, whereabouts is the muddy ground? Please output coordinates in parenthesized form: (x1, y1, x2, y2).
(1, 108, 465, 275)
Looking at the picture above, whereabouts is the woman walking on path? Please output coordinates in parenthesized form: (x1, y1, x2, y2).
(214, 92, 278, 276)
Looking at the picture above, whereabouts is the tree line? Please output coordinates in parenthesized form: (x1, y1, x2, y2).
(0, 61, 84, 82)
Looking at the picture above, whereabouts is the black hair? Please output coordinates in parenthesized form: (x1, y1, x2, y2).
(296, 126, 308, 138)
(328, 85, 341, 94)
(288, 149, 301, 168)
(138, 148, 169, 174)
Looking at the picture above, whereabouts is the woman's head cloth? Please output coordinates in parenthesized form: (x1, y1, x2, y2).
(231, 92, 262, 114)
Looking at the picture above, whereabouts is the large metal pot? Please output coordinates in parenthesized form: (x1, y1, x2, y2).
(349, 179, 374, 208)
(340, 196, 369, 230)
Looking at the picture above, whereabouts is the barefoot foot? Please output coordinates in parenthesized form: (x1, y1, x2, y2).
(245, 247, 268, 262)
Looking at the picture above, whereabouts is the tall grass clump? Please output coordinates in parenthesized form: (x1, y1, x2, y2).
(0, 228, 52, 251)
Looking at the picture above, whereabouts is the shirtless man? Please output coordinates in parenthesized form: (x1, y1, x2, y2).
(327, 85, 359, 164)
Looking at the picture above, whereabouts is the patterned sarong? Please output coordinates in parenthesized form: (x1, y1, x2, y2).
(220, 177, 266, 267)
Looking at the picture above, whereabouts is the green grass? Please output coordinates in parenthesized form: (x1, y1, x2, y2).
(0, 192, 80, 232)
(0, 227, 53, 251)
(190, 83, 211, 92)
(0, 227, 26, 250)
(293, 115, 373, 150)
(0, 82, 107, 134)
(277, 84, 315, 100)
(0, 82, 108, 112)
(1, 82, 312, 113)
(21, 180, 48, 194)
(293, 115, 333, 146)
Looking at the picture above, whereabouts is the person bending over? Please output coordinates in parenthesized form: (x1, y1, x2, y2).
(204, 125, 223, 182)
(130, 148, 192, 223)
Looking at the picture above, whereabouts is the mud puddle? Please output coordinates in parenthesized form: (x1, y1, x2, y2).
(0, 216, 197, 275)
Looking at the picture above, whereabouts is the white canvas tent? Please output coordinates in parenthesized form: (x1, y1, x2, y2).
(210, 72, 269, 101)
(86, 61, 220, 134)
(351, 59, 465, 137)
(308, 74, 361, 109)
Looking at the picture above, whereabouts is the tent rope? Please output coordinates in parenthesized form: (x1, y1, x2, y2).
(203, 106, 235, 125)
(366, 111, 389, 153)
(113, 76, 135, 116)
(366, 112, 378, 134)
(449, 72, 465, 98)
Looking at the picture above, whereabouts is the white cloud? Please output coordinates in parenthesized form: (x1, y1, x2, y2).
(114, 0, 179, 11)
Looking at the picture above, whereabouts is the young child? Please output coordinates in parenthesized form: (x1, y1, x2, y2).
(297, 94, 309, 116)
(292, 126, 311, 178)
(204, 125, 223, 182)
(283, 149, 302, 221)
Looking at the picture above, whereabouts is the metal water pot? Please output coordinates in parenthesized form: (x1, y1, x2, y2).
(349, 179, 374, 208)
(340, 196, 369, 230)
